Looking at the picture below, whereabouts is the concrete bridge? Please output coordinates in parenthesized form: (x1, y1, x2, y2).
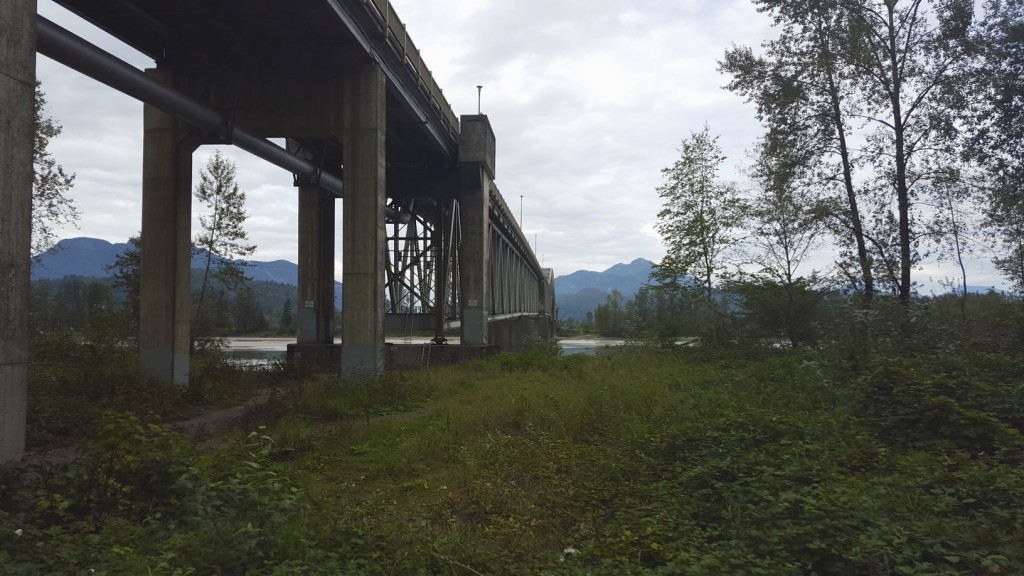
(0, 0, 556, 463)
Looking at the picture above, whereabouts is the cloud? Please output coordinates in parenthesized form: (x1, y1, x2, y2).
(34, 0, 1005, 289)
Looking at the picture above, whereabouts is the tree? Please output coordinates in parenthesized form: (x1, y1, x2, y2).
(721, 0, 875, 303)
(723, 0, 975, 305)
(32, 82, 77, 256)
(233, 287, 268, 333)
(842, 0, 974, 303)
(192, 151, 256, 335)
(107, 234, 142, 316)
(279, 296, 296, 335)
(731, 134, 831, 347)
(968, 0, 1024, 293)
(653, 126, 747, 341)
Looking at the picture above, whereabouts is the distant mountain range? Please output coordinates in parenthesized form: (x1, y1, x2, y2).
(554, 258, 656, 321)
(32, 237, 303, 285)
(33, 238, 657, 320)
(34, 237, 340, 306)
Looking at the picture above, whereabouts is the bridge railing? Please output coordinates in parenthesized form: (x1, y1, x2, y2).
(361, 0, 460, 142)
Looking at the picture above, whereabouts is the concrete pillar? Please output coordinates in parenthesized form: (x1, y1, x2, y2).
(297, 185, 336, 344)
(0, 0, 36, 463)
(139, 67, 198, 387)
(340, 63, 386, 378)
(459, 115, 496, 346)
(433, 205, 448, 341)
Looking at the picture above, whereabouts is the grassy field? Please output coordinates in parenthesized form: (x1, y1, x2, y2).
(3, 334, 1024, 574)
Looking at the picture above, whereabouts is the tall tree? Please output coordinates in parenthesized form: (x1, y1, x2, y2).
(841, 0, 974, 302)
(32, 82, 77, 256)
(654, 126, 746, 292)
(192, 151, 256, 333)
(654, 126, 747, 340)
(724, 0, 975, 304)
(721, 0, 875, 302)
(968, 0, 1024, 293)
(279, 296, 296, 335)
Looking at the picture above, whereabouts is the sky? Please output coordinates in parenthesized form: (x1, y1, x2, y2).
(35, 0, 1005, 291)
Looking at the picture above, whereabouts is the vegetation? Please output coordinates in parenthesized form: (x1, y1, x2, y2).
(4, 290, 1024, 574)
(192, 151, 257, 341)
(31, 275, 301, 336)
(11, 0, 1024, 572)
(32, 82, 78, 257)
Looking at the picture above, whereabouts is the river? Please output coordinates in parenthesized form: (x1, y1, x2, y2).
(222, 336, 625, 364)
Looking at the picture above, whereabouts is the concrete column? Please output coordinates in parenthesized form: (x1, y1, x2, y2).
(297, 185, 336, 344)
(340, 63, 386, 378)
(459, 115, 496, 346)
(139, 67, 198, 387)
(0, 0, 36, 463)
(433, 205, 448, 341)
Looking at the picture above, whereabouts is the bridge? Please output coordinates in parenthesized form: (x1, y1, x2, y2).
(0, 0, 557, 463)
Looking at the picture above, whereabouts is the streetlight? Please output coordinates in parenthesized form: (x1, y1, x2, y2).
(519, 195, 523, 226)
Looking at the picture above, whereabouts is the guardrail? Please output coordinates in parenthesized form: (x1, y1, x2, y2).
(360, 0, 460, 143)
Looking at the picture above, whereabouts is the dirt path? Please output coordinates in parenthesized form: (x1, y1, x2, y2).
(165, 388, 281, 438)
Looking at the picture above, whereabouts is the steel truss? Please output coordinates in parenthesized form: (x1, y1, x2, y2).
(486, 186, 546, 317)
(384, 198, 460, 321)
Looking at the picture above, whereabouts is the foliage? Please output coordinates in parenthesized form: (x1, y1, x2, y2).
(9, 300, 1024, 573)
(653, 126, 747, 342)
(0, 416, 306, 575)
(967, 0, 1024, 293)
(722, 0, 978, 304)
(107, 234, 142, 320)
(729, 276, 830, 347)
(278, 296, 296, 335)
(32, 82, 77, 257)
(720, 0, 875, 301)
(654, 125, 746, 293)
(192, 151, 256, 342)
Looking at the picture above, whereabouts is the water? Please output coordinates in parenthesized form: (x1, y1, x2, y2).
(222, 338, 288, 366)
(558, 338, 626, 356)
(221, 337, 623, 364)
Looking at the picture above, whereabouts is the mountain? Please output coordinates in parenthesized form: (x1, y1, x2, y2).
(31, 237, 128, 280)
(555, 258, 654, 296)
(554, 258, 656, 321)
(34, 238, 659, 319)
(32, 237, 342, 307)
(33, 238, 303, 284)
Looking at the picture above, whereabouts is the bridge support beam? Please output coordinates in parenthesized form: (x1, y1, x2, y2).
(297, 185, 336, 343)
(340, 64, 386, 378)
(0, 0, 35, 463)
(459, 115, 497, 346)
(139, 68, 198, 387)
(287, 184, 341, 367)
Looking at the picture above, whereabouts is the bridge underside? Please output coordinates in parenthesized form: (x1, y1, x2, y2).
(1, 0, 557, 463)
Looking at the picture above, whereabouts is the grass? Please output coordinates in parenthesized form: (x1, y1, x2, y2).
(4, 338, 1024, 574)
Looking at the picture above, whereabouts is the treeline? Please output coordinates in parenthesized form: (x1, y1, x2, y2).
(560, 283, 1014, 347)
(29, 275, 307, 336)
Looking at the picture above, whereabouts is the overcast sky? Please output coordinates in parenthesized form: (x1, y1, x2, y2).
(35, 0, 1004, 291)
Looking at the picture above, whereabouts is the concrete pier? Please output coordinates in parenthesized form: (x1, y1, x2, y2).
(340, 64, 387, 378)
(0, 0, 36, 463)
(287, 184, 341, 369)
(459, 115, 497, 346)
(296, 185, 336, 344)
(139, 68, 198, 387)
